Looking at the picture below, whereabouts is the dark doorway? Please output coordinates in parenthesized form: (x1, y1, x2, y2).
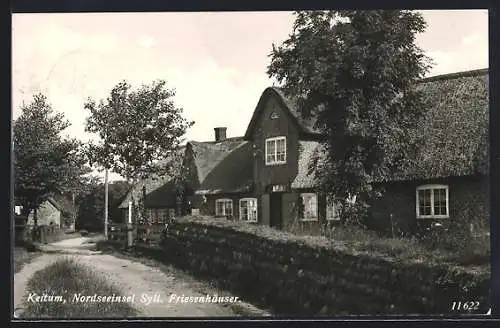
(269, 193, 282, 229)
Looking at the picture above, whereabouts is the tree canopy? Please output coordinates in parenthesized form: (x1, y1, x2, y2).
(84, 80, 194, 183)
(267, 10, 432, 224)
(13, 94, 89, 215)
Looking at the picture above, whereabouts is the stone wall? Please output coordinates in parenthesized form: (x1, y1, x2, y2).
(152, 216, 490, 316)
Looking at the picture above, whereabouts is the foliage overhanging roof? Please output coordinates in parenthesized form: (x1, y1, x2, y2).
(293, 68, 489, 185)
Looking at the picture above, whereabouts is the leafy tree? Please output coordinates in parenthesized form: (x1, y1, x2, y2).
(84, 80, 193, 232)
(13, 94, 86, 225)
(268, 10, 432, 225)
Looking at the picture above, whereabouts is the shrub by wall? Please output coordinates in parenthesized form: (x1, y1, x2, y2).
(152, 216, 490, 316)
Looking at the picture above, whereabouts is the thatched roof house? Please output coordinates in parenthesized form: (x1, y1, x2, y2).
(117, 147, 186, 210)
(119, 68, 488, 237)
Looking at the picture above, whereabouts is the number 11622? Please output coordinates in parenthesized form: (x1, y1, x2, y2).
(451, 301, 480, 311)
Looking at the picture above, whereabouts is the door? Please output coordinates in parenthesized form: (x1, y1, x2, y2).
(261, 194, 270, 226)
(269, 193, 283, 229)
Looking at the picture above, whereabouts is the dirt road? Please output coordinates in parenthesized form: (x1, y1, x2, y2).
(13, 237, 268, 318)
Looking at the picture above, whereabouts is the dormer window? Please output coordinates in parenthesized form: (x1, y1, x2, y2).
(270, 111, 279, 119)
(265, 136, 286, 165)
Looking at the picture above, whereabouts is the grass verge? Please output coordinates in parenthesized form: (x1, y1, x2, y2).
(20, 257, 138, 318)
(13, 246, 41, 274)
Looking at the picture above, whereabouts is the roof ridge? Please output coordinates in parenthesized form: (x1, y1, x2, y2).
(419, 68, 488, 83)
(189, 136, 245, 144)
(268, 68, 488, 89)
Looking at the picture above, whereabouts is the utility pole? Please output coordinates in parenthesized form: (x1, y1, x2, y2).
(71, 191, 76, 230)
(104, 168, 109, 239)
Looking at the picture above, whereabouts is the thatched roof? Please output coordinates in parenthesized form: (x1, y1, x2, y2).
(387, 68, 489, 181)
(117, 148, 185, 209)
(46, 197, 63, 212)
(244, 87, 322, 139)
(188, 137, 253, 195)
(291, 68, 489, 185)
(51, 192, 76, 215)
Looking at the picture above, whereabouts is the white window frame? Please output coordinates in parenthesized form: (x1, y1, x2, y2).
(416, 184, 450, 219)
(265, 136, 287, 165)
(239, 198, 258, 223)
(215, 198, 233, 217)
(326, 196, 341, 221)
(299, 193, 318, 221)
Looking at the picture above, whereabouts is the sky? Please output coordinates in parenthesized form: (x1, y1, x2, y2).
(12, 10, 489, 181)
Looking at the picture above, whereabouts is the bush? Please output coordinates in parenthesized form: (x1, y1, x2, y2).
(453, 235, 490, 266)
(79, 229, 89, 236)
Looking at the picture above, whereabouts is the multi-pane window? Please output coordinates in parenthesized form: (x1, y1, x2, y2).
(299, 193, 318, 221)
(239, 198, 258, 222)
(416, 185, 449, 218)
(157, 209, 168, 223)
(265, 136, 286, 165)
(145, 208, 168, 224)
(326, 196, 341, 221)
(215, 199, 233, 217)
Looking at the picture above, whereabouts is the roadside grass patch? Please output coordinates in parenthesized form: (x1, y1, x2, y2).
(13, 247, 41, 274)
(20, 257, 138, 318)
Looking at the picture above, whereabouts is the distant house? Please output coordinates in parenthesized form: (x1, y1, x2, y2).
(51, 192, 77, 232)
(125, 68, 489, 236)
(117, 148, 188, 224)
(26, 197, 63, 227)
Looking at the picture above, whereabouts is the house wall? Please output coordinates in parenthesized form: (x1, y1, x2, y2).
(251, 96, 300, 195)
(202, 193, 255, 220)
(368, 175, 489, 236)
(27, 201, 61, 227)
(248, 94, 303, 230)
(281, 191, 330, 235)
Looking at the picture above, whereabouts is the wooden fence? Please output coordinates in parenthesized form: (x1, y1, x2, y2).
(15, 222, 64, 245)
(108, 223, 165, 248)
